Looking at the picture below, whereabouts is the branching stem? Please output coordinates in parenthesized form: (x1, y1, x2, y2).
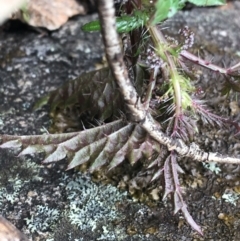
(97, 0, 240, 165)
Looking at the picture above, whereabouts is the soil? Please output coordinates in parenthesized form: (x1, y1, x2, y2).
(0, 2, 240, 241)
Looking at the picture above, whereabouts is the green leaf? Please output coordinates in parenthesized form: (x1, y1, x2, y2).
(188, 0, 225, 6)
(152, 0, 225, 25)
(82, 11, 149, 33)
(152, 0, 185, 24)
(81, 20, 101, 32)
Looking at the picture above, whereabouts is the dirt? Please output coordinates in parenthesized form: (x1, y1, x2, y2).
(0, 2, 240, 241)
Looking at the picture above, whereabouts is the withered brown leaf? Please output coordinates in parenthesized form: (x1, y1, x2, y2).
(12, 0, 89, 30)
(0, 216, 28, 241)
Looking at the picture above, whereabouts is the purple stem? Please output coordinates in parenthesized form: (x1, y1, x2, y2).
(180, 50, 240, 75)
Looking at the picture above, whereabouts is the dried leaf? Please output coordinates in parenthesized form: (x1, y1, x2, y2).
(12, 0, 88, 30)
(0, 215, 29, 241)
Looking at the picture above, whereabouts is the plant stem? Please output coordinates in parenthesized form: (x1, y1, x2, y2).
(181, 50, 225, 73)
(143, 68, 157, 109)
(180, 50, 239, 75)
(148, 25, 182, 136)
(97, 0, 240, 165)
(227, 62, 240, 74)
(97, 0, 145, 122)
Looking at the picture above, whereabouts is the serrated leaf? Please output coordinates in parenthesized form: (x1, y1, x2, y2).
(66, 137, 107, 169)
(44, 67, 125, 132)
(0, 119, 163, 175)
(148, 147, 168, 169)
(0, 120, 124, 163)
(0, 139, 22, 149)
(43, 146, 68, 163)
(0, 125, 166, 210)
(18, 144, 54, 156)
(108, 125, 160, 170)
(68, 124, 134, 170)
(160, 152, 202, 234)
(188, 0, 225, 6)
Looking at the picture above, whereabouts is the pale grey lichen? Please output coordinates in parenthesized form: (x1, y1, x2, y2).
(25, 205, 60, 233)
(0, 158, 42, 208)
(50, 172, 131, 240)
(97, 225, 116, 240)
(222, 188, 240, 206)
(0, 176, 24, 204)
(203, 162, 221, 174)
(64, 173, 128, 234)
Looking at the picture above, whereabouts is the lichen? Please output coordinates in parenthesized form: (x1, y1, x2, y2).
(1, 177, 21, 205)
(0, 158, 42, 207)
(64, 173, 128, 233)
(222, 188, 240, 206)
(203, 162, 221, 174)
(25, 205, 60, 233)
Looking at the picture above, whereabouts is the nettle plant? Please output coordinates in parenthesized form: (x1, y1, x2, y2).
(1, 0, 240, 235)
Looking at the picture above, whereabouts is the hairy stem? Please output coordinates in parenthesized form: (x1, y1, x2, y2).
(149, 25, 183, 136)
(181, 50, 240, 76)
(97, 0, 240, 165)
